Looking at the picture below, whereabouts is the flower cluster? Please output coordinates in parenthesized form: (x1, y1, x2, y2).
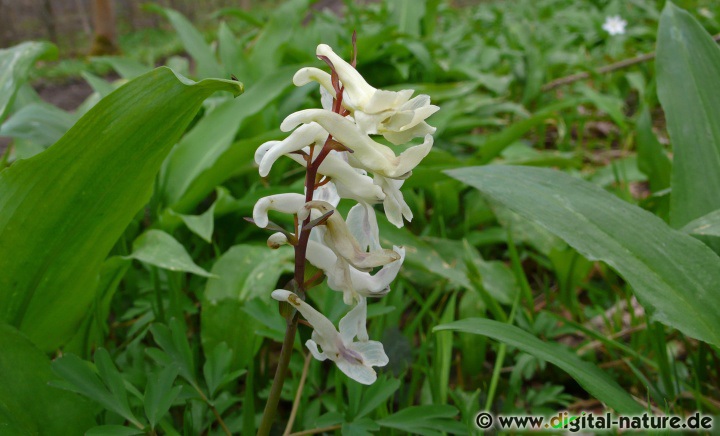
(252, 41, 438, 384)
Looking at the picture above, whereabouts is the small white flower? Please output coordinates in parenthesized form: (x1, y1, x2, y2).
(294, 45, 439, 144)
(299, 200, 400, 270)
(271, 290, 388, 385)
(373, 174, 413, 228)
(602, 15, 627, 36)
(252, 193, 306, 228)
(282, 109, 433, 179)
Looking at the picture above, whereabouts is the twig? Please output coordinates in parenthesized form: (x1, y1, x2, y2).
(290, 425, 343, 436)
(284, 353, 313, 436)
(541, 33, 720, 91)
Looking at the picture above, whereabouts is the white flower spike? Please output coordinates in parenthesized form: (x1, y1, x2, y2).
(271, 290, 388, 385)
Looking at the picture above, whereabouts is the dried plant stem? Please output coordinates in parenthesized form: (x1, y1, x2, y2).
(541, 33, 720, 91)
(283, 353, 313, 435)
(290, 425, 343, 436)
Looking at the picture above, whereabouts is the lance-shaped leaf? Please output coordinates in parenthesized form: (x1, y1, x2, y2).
(657, 3, 720, 228)
(434, 318, 644, 414)
(447, 166, 720, 347)
(0, 67, 242, 351)
(0, 41, 57, 120)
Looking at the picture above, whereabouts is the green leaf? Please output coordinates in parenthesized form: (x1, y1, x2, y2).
(635, 106, 671, 192)
(434, 318, 643, 413)
(91, 57, 151, 80)
(202, 342, 246, 398)
(0, 102, 75, 152)
(204, 245, 294, 302)
(476, 98, 582, 163)
(0, 41, 56, 120)
(144, 365, 181, 429)
(94, 349, 135, 422)
(126, 230, 212, 277)
(202, 299, 260, 373)
(85, 426, 144, 436)
(82, 71, 117, 98)
(447, 166, 720, 347)
(145, 5, 223, 79)
(353, 376, 401, 419)
(377, 405, 465, 436)
(161, 66, 295, 211)
(0, 323, 95, 435)
(171, 200, 216, 243)
(0, 67, 241, 350)
(656, 2, 720, 228)
(52, 352, 141, 427)
(149, 320, 197, 387)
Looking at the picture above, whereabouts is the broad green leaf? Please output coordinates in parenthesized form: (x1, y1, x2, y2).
(656, 3, 720, 228)
(0, 102, 75, 153)
(683, 209, 720, 238)
(145, 5, 223, 79)
(0, 41, 56, 120)
(161, 66, 297, 211)
(0, 323, 95, 435)
(0, 67, 242, 350)
(126, 230, 212, 277)
(204, 245, 294, 302)
(391, 0, 426, 36)
(434, 318, 644, 414)
(248, 0, 308, 75)
(448, 166, 720, 347)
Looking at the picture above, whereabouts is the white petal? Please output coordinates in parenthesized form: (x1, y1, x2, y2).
(316, 44, 375, 110)
(253, 193, 306, 228)
(293, 67, 335, 97)
(267, 232, 289, 249)
(258, 123, 326, 177)
(339, 297, 368, 343)
(305, 338, 328, 361)
(271, 290, 339, 352)
(348, 341, 389, 367)
(313, 181, 341, 207)
(351, 246, 405, 297)
(303, 201, 400, 269)
(335, 358, 378, 385)
(346, 203, 381, 251)
(255, 140, 278, 166)
(374, 175, 413, 228)
(364, 88, 413, 114)
(283, 110, 433, 178)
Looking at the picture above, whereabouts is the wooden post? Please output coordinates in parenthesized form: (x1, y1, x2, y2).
(89, 0, 119, 55)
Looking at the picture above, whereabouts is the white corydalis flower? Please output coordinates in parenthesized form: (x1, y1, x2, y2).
(294, 45, 439, 144)
(252, 193, 306, 228)
(602, 15, 627, 36)
(282, 109, 433, 179)
(299, 200, 400, 270)
(271, 290, 388, 385)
